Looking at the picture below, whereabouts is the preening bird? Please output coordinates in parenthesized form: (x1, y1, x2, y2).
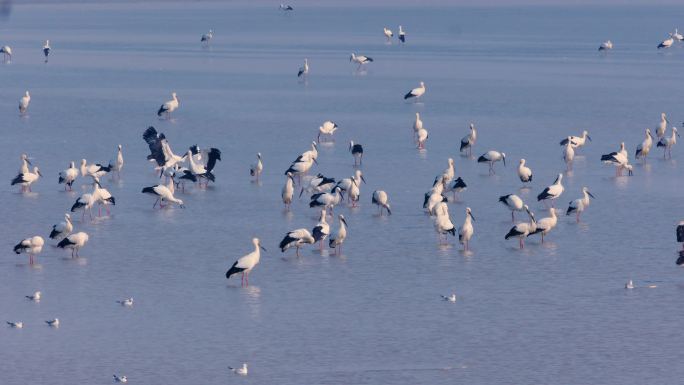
(80, 159, 111, 179)
(404, 81, 426, 100)
(19, 153, 31, 174)
(157, 92, 179, 118)
(226, 238, 266, 286)
(58, 161, 78, 190)
(13, 236, 44, 265)
(49, 213, 73, 241)
(517, 159, 533, 184)
(504, 205, 536, 249)
(566, 187, 595, 222)
(372, 190, 391, 215)
(279, 228, 315, 256)
(318, 120, 338, 142)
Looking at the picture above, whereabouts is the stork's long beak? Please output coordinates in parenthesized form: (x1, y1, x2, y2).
(341, 217, 348, 227)
(587, 135, 592, 142)
(588, 191, 596, 199)
(361, 175, 366, 184)
(299, 188, 304, 198)
(469, 212, 475, 221)
(502, 156, 506, 167)
(260, 245, 267, 252)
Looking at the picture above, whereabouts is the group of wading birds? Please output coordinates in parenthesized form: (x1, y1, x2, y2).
(5, 11, 684, 380)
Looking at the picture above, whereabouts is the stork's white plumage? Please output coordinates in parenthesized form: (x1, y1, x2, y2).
(518, 159, 533, 184)
(26, 291, 41, 301)
(0, 45, 12, 62)
(309, 186, 344, 214)
(142, 178, 184, 209)
(157, 92, 179, 118)
(528, 208, 557, 243)
(80, 159, 110, 179)
(383, 27, 393, 41)
(92, 179, 115, 216)
(13, 236, 44, 265)
(250, 153, 263, 182)
(601, 142, 631, 176)
(318, 120, 338, 142)
(566, 187, 595, 222)
(672, 28, 684, 41)
(433, 202, 456, 244)
(458, 207, 475, 251)
(404, 81, 426, 100)
(372, 190, 391, 215)
(559, 130, 591, 149)
(657, 127, 679, 159)
(19, 91, 30, 115)
(504, 205, 536, 249)
(109, 145, 124, 178)
(349, 141, 363, 166)
(71, 190, 95, 221)
(563, 137, 575, 170)
(416, 127, 428, 149)
(312, 209, 330, 251)
(350, 53, 373, 69)
(537, 173, 564, 206)
(460, 123, 477, 156)
(57, 232, 89, 257)
(229, 363, 249, 376)
(477, 150, 505, 175)
(59, 161, 78, 190)
(635, 128, 654, 160)
(499, 194, 524, 222)
(11, 166, 42, 192)
(49, 213, 73, 241)
(282, 172, 295, 210)
(279, 228, 315, 256)
(19, 153, 31, 174)
(656, 113, 669, 138)
(328, 214, 348, 254)
(298, 58, 309, 78)
(226, 238, 266, 286)
(658, 36, 674, 49)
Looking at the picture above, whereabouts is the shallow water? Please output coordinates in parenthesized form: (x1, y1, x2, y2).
(1, 2, 684, 384)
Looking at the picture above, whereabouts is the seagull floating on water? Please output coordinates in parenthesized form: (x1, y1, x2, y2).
(14, 236, 44, 265)
(229, 363, 248, 376)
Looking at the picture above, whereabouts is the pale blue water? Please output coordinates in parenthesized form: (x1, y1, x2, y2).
(1, 2, 684, 384)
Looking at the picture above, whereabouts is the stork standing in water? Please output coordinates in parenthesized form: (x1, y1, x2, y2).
(201, 29, 213, 45)
(19, 153, 31, 174)
(383, 27, 393, 42)
(460, 123, 477, 157)
(477, 151, 505, 175)
(372, 190, 391, 215)
(658, 36, 674, 49)
(0, 45, 12, 62)
(635, 129, 653, 161)
(398, 25, 406, 43)
(598, 40, 613, 51)
(601, 142, 630, 176)
(309, 186, 344, 215)
(71, 189, 95, 221)
(282, 172, 294, 210)
(657, 127, 679, 159)
(92, 178, 115, 216)
(528, 208, 557, 243)
(537, 173, 564, 208)
(656, 113, 668, 139)
(250, 153, 263, 182)
(109, 145, 124, 179)
(58, 161, 78, 190)
(499, 194, 524, 222)
(225, 238, 266, 287)
(318, 121, 338, 142)
(416, 126, 428, 149)
(458, 207, 475, 251)
(566, 187, 595, 222)
(505, 205, 536, 249)
(349, 141, 363, 166)
(413, 113, 423, 139)
(49, 213, 73, 241)
(328, 214, 348, 255)
(142, 177, 184, 209)
(404, 81, 426, 101)
(433, 202, 456, 244)
(19, 91, 30, 115)
(559, 130, 591, 150)
(562, 136, 575, 171)
(186, 148, 221, 187)
(350, 53, 373, 70)
(43, 40, 51, 62)
(11, 166, 42, 192)
(57, 232, 89, 257)
(517, 159, 533, 185)
(279, 229, 315, 256)
(13, 236, 44, 265)
(297, 58, 309, 78)
(312, 209, 330, 251)
(157, 92, 179, 118)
